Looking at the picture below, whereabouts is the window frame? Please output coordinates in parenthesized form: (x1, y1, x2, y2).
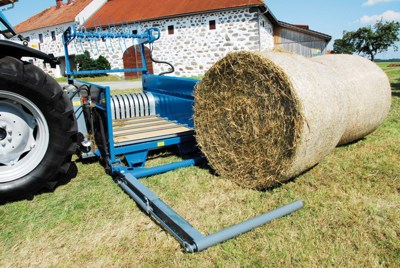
(167, 25, 174, 35)
(209, 20, 216, 30)
(51, 31, 56, 41)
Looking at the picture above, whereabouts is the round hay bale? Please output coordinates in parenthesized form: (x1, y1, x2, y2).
(194, 51, 391, 189)
(312, 54, 391, 145)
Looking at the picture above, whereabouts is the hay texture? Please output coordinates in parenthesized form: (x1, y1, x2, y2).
(194, 51, 391, 189)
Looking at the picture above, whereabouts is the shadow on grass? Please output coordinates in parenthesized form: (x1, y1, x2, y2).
(392, 80, 400, 97)
(0, 162, 79, 205)
(392, 77, 400, 97)
(196, 155, 311, 192)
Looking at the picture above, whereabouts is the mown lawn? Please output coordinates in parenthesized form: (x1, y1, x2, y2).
(1, 63, 399, 267)
(55, 75, 141, 83)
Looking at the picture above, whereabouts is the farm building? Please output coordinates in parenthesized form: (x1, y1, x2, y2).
(13, 0, 331, 78)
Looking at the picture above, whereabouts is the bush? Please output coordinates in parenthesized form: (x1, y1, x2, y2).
(75, 51, 111, 77)
(95, 55, 111, 70)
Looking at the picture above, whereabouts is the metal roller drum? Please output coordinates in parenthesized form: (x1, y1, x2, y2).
(110, 92, 156, 120)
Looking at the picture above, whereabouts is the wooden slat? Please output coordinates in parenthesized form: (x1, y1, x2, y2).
(113, 118, 168, 130)
(112, 116, 193, 145)
(114, 126, 192, 144)
(114, 122, 181, 136)
(112, 116, 159, 127)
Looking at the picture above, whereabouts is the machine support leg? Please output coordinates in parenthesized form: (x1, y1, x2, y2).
(117, 172, 303, 253)
(130, 157, 204, 178)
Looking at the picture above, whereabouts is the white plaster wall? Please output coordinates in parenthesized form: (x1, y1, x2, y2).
(258, 11, 274, 51)
(13, 23, 71, 77)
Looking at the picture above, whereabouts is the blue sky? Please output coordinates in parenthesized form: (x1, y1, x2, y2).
(2, 0, 400, 59)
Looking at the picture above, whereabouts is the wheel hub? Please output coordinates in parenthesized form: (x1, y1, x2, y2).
(0, 101, 36, 166)
(0, 128, 6, 141)
(0, 90, 49, 183)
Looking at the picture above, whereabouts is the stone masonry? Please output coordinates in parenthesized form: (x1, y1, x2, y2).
(17, 7, 274, 77)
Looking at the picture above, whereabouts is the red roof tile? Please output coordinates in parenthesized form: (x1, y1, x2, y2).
(87, 0, 264, 26)
(14, 0, 93, 33)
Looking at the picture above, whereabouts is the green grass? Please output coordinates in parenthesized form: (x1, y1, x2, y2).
(55, 75, 141, 83)
(110, 88, 142, 95)
(377, 62, 400, 92)
(1, 63, 399, 267)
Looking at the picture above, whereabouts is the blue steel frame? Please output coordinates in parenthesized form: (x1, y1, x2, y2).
(0, 10, 16, 38)
(88, 80, 197, 171)
(62, 24, 160, 83)
(63, 24, 303, 252)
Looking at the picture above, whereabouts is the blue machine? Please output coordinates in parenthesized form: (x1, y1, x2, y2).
(62, 23, 303, 252)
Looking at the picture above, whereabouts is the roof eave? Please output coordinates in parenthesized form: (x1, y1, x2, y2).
(277, 20, 332, 41)
(258, 5, 279, 25)
(15, 20, 75, 34)
(88, 4, 265, 27)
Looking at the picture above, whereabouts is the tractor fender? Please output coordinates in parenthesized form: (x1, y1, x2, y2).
(0, 39, 59, 68)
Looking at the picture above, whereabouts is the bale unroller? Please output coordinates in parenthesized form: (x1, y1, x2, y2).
(194, 51, 391, 189)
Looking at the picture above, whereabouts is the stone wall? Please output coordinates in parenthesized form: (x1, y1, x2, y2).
(145, 8, 274, 77)
(17, 23, 70, 77)
(16, 7, 275, 78)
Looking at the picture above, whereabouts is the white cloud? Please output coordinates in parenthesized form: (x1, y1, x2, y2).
(362, 0, 395, 7)
(359, 10, 400, 24)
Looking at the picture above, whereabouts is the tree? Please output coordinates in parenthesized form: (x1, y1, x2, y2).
(333, 31, 355, 54)
(333, 21, 400, 61)
(75, 50, 93, 71)
(95, 55, 111, 70)
(75, 51, 111, 77)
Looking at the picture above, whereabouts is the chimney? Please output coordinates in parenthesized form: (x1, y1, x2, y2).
(294, 24, 310, 30)
(56, 0, 62, 8)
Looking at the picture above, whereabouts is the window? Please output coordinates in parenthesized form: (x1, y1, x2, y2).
(51, 31, 56, 41)
(209, 20, 216, 30)
(25, 36, 30, 42)
(168, 25, 174, 35)
(132, 29, 138, 35)
(39, 33, 43, 43)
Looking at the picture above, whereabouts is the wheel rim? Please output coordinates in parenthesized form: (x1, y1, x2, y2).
(0, 90, 50, 183)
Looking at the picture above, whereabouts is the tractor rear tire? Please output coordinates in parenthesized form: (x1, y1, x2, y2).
(0, 56, 77, 202)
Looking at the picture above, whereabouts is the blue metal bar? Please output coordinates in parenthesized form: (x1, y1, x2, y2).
(62, 24, 161, 77)
(104, 85, 117, 163)
(119, 174, 204, 246)
(63, 25, 160, 46)
(129, 157, 203, 178)
(192, 200, 303, 252)
(62, 32, 73, 83)
(0, 10, 16, 37)
(139, 43, 147, 76)
(67, 68, 147, 76)
(117, 172, 303, 253)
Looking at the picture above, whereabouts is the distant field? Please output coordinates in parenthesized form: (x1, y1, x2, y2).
(1, 63, 399, 267)
(377, 62, 400, 91)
